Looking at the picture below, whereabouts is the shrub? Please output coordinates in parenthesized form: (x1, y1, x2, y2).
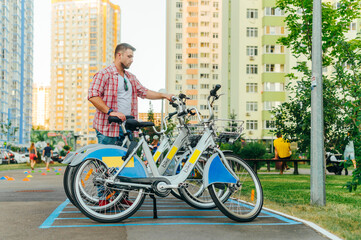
(239, 142, 266, 159)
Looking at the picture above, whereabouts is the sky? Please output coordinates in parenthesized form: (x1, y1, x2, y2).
(33, 0, 167, 113)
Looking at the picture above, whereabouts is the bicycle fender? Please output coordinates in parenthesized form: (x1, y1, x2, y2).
(69, 145, 127, 166)
(62, 144, 102, 164)
(203, 153, 237, 187)
(69, 145, 148, 178)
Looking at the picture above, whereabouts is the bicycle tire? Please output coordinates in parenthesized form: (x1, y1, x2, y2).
(63, 165, 77, 206)
(72, 158, 146, 223)
(208, 153, 263, 222)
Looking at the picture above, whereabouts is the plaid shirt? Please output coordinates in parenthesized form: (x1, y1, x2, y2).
(88, 63, 148, 137)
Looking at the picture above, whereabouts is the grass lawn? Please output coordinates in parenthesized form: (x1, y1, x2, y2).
(0, 162, 67, 171)
(259, 174, 361, 240)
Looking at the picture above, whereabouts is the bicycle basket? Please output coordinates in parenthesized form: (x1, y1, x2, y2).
(213, 119, 244, 144)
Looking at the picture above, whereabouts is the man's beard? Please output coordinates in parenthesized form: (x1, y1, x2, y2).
(121, 63, 130, 69)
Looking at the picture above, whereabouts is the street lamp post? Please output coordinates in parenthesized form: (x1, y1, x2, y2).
(310, 0, 325, 206)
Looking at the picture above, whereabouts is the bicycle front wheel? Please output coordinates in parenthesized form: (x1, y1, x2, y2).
(208, 153, 263, 222)
(72, 158, 145, 223)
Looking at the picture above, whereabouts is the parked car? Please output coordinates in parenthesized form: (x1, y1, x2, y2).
(51, 152, 63, 163)
(0, 150, 10, 164)
(11, 151, 29, 164)
(3, 150, 17, 164)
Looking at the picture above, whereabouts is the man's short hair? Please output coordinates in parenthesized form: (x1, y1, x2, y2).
(114, 43, 136, 58)
(276, 132, 282, 138)
(47, 143, 50, 146)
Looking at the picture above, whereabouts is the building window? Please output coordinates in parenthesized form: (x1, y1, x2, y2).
(264, 7, 284, 16)
(213, 22, 219, 28)
(176, 43, 182, 49)
(213, 64, 218, 70)
(264, 82, 284, 92)
(176, 33, 182, 41)
(348, 22, 357, 31)
(176, 54, 182, 60)
(200, 74, 210, 79)
(247, 9, 258, 19)
(246, 46, 258, 56)
(264, 120, 275, 129)
(247, 27, 258, 37)
(176, 12, 182, 18)
(176, 64, 182, 70)
(176, 2, 182, 8)
(246, 120, 258, 130)
(246, 102, 258, 112)
(264, 45, 285, 54)
(200, 42, 210, 47)
(263, 101, 282, 110)
(265, 64, 284, 72)
(213, 33, 219, 38)
(176, 23, 182, 29)
(188, 53, 198, 58)
(213, 2, 219, 8)
(246, 83, 258, 93)
(213, 12, 219, 18)
(212, 74, 218, 80)
(200, 84, 209, 89)
(264, 26, 285, 35)
(175, 84, 182, 90)
(246, 64, 258, 74)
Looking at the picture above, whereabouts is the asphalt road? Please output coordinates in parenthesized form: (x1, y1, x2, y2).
(0, 167, 336, 240)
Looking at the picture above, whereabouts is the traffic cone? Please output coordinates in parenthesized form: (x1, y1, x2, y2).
(7, 177, 15, 181)
(23, 178, 30, 181)
(26, 175, 33, 178)
(41, 173, 47, 176)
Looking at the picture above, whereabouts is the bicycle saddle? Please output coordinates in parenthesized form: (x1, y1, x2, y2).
(125, 119, 155, 131)
(108, 115, 135, 124)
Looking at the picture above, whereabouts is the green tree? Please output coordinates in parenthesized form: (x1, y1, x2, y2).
(272, 0, 360, 152)
(274, 0, 361, 190)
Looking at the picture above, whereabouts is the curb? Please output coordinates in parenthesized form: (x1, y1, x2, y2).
(262, 206, 343, 240)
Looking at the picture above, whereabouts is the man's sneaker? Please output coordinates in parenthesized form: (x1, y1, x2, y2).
(120, 198, 133, 206)
(99, 199, 109, 206)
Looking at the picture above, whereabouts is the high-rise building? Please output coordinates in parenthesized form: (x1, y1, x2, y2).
(166, 0, 286, 141)
(166, 0, 223, 124)
(0, 0, 34, 145)
(32, 84, 51, 129)
(50, 0, 121, 146)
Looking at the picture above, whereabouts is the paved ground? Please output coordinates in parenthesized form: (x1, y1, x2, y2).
(0, 167, 337, 240)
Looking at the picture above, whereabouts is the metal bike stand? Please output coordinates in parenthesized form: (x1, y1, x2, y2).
(149, 194, 158, 219)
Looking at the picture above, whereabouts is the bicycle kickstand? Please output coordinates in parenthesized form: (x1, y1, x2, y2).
(149, 194, 158, 219)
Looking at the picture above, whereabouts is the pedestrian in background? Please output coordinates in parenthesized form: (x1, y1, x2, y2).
(29, 142, 37, 171)
(42, 143, 53, 171)
(273, 133, 291, 174)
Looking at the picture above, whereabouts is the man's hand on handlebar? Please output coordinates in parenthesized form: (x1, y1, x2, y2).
(109, 111, 126, 121)
(163, 93, 174, 102)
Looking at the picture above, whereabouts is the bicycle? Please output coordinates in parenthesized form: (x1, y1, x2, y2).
(71, 84, 263, 223)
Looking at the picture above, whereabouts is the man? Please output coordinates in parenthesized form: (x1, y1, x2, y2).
(42, 143, 53, 171)
(273, 133, 291, 174)
(88, 43, 173, 145)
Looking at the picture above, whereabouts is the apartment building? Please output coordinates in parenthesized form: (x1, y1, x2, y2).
(50, 0, 121, 146)
(0, 0, 33, 145)
(32, 84, 51, 129)
(166, 0, 287, 140)
(166, 0, 223, 123)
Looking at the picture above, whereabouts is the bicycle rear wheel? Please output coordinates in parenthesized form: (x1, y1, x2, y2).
(208, 153, 263, 222)
(72, 158, 145, 223)
(63, 165, 77, 206)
